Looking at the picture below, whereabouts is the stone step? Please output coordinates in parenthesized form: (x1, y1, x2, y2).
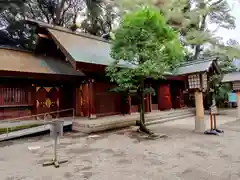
(136, 111, 195, 125)
(145, 113, 195, 126)
(145, 110, 194, 120)
(146, 112, 194, 122)
(145, 109, 194, 118)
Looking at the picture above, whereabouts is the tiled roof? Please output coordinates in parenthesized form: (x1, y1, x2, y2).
(0, 47, 84, 76)
(47, 28, 134, 68)
(222, 72, 240, 83)
(25, 19, 220, 75)
(173, 59, 217, 75)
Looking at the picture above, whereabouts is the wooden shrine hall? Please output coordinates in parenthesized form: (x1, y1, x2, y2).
(0, 19, 220, 126)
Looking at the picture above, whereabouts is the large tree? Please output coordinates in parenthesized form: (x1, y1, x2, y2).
(116, 0, 240, 60)
(116, 0, 240, 109)
(106, 7, 184, 134)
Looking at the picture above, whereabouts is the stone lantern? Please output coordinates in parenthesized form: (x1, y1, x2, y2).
(187, 73, 207, 133)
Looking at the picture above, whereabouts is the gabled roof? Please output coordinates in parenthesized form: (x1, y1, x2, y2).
(25, 19, 221, 76)
(222, 72, 240, 83)
(0, 47, 84, 76)
(173, 58, 220, 76)
(46, 27, 220, 75)
(26, 18, 134, 68)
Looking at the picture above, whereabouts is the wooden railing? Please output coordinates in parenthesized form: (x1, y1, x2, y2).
(1, 108, 75, 137)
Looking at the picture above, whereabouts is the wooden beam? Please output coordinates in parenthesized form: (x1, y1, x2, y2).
(88, 79, 96, 118)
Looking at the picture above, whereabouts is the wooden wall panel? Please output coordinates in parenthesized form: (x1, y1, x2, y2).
(0, 107, 32, 120)
(94, 82, 121, 117)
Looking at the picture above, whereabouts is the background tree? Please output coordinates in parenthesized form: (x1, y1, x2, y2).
(0, 0, 26, 13)
(0, 0, 119, 48)
(0, 0, 34, 48)
(106, 7, 184, 134)
(81, 0, 118, 36)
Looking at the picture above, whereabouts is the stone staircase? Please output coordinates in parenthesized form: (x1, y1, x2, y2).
(137, 108, 195, 126)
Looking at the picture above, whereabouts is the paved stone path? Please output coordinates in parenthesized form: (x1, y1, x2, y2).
(0, 114, 240, 180)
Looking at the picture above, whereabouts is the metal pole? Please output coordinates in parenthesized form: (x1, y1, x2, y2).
(210, 112, 213, 130)
(73, 109, 75, 121)
(54, 135, 57, 162)
(213, 114, 217, 129)
(44, 113, 46, 128)
(6, 119, 9, 137)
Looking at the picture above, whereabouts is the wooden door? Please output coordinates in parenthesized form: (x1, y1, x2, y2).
(158, 84, 172, 110)
(36, 87, 48, 118)
(36, 86, 60, 119)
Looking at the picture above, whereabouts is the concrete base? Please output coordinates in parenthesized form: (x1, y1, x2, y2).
(194, 118, 206, 133)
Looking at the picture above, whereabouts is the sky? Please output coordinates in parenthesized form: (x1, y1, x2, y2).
(215, 0, 240, 68)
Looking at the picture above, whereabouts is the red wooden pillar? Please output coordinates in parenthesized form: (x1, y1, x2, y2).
(75, 86, 81, 116)
(88, 79, 96, 118)
(127, 95, 131, 114)
(158, 84, 172, 110)
(80, 82, 89, 117)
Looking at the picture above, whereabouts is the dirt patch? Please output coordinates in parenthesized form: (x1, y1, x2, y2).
(117, 159, 132, 165)
(66, 147, 100, 155)
(82, 171, 94, 179)
(64, 172, 74, 179)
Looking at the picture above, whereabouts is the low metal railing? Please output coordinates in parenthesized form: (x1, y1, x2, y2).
(1, 108, 75, 137)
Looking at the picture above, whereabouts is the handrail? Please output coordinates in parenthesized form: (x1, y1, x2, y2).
(1, 108, 75, 137)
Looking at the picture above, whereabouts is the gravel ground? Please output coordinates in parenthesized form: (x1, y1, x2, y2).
(1, 116, 240, 180)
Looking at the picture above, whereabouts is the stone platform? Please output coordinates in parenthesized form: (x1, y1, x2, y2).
(72, 108, 195, 133)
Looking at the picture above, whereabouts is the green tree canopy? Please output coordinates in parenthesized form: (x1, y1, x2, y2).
(106, 7, 184, 134)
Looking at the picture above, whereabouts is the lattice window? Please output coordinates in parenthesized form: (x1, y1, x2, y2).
(188, 74, 201, 89)
(0, 87, 31, 105)
(233, 82, 240, 91)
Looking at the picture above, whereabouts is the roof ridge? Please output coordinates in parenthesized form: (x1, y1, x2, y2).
(25, 18, 111, 44)
(180, 58, 215, 67)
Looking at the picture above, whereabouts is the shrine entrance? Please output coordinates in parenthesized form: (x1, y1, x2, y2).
(36, 86, 60, 118)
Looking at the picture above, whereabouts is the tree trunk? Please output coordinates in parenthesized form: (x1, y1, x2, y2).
(193, 3, 207, 59)
(55, 0, 66, 25)
(139, 79, 151, 134)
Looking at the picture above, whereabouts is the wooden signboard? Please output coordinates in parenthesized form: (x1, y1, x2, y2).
(210, 104, 217, 115)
